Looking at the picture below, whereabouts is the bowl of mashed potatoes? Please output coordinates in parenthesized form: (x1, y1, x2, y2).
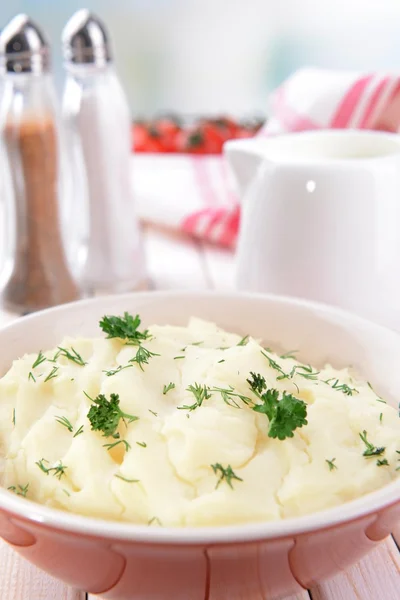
(0, 291, 399, 599)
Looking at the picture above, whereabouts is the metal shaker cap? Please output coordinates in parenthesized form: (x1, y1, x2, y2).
(0, 14, 50, 74)
(62, 9, 112, 65)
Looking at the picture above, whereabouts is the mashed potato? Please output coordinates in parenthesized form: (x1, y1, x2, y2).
(0, 315, 399, 526)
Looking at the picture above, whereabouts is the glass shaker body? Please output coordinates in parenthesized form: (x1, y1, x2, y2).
(62, 63, 145, 295)
(0, 72, 79, 313)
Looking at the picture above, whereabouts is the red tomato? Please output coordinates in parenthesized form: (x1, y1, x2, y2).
(176, 127, 208, 154)
(234, 128, 255, 139)
(210, 116, 238, 140)
(133, 124, 164, 153)
(199, 122, 226, 153)
(155, 118, 181, 152)
(132, 122, 148, 152)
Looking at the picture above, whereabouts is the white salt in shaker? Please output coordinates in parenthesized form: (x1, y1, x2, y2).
(61, 10, 146, 295)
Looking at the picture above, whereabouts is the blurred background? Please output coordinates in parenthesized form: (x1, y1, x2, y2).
(2, 0, 400, 117)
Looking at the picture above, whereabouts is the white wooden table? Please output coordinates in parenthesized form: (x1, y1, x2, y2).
(1, 224, 400, 600)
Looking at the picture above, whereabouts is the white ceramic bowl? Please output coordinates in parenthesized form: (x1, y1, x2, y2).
(0, 291, 399, 599)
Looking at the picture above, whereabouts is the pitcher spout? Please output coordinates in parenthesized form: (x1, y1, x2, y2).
(224, 138, 272, 200)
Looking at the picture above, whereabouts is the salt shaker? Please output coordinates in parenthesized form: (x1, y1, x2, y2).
(62, 10, 146, 295)
(0, 14, 80, 314)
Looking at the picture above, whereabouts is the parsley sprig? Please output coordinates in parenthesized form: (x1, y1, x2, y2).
(211, 463, 243, 489)
(36, 459, 68, 480)
(280, 350, 298, 360)
(261, 351, 288, 380)
(326, 458, 337, 471)
(44, 366, 59, 382)
(7, 483, 29, 497)
(324, 378, 358, 396)
(55, 415, 73, 432)
(73, 425, 84, 437)
(163, 382, 175, 395)
(367, 381, 386, 403)
(32, 351, 46, 369)
(211, 386, 252, 408)
(289, 364, 320, 381)
(359, 430, 385, 457)
(129, 346, 159, 371)
(55, 416, 84, 437)
(56, 346, 86, 366)
(104, 439, 131, 452)
(86, 392, 138, 438)
(114, 474, 140, 483)
(178, 383, 211, 411)
(99, 312, 150, 344)
(103, 365, 133, 377)
(247, 372, 308, 440)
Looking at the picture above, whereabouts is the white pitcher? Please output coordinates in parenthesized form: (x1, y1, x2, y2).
(225, 130, 400, 331)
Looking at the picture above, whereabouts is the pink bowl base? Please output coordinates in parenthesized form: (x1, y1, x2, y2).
(0, 504, 397, 600)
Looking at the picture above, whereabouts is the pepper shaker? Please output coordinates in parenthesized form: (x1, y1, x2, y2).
(0, 14, 80, 314)
(62, 10, 146, 295)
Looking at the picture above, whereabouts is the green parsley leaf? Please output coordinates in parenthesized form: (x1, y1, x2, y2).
(211, 463, 243, 489)
(36, 459, 67, 479)
(211, 386, 252, 408)
(261, 350, 289, 380)
(44, 366, 59, 382)
(377, 458, 389, 467)
(247, 373, 308, 440)
(36, 458, 50, 474)
(52, 462, 68, 480)
(32, 351, 46, 369)
(103, 439, 131, 452)
(163, 382, 175, 395)
(290, 364, 320, 381)
(55, 415, 73, 432)
(7, 483, 29, 498)
(136, 441, 147, 448)
(114, 474, 140, 483)
(324, 378, 358, 396)
(359, 430, 385, 457)
(57, 347, 86, 366)
(103, 365, 133, 377)
(247, 372, 266, 395)
(178, 383, 211, 411)
(129, 346, 159, 371)
(73, 425, 84, 437)
(326, 458, 337, 471)
(280, 350, 298, 360)
(86, 392, 139, 437)
(237, 335, 250, 347)
(28, 371, 36, 382)
(99, 312, 150, 343)
(173, 355, 185, 360)
(367, 381, 387, 403)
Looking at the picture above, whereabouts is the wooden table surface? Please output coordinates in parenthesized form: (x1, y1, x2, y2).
(0, 224, 399, 600)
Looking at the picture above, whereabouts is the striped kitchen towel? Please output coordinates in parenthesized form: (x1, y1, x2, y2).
(134, 68, 400, 247)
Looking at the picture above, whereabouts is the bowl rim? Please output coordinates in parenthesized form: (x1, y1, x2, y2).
(0, 289, 399, 544)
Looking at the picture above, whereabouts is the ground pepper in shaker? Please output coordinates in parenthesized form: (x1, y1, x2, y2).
(0, 14, 79, 314)
(62, 10, 146, 295)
